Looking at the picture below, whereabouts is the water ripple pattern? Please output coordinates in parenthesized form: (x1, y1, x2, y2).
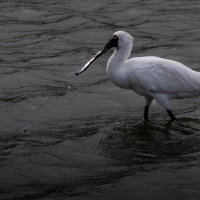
(1, 1, 200, 199)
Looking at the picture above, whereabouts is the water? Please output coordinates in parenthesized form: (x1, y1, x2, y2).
(1, 0, 200, 199)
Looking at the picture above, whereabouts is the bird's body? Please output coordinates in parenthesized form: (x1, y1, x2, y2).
(76, 31, 200, 120)
(108, 54, 200, 101)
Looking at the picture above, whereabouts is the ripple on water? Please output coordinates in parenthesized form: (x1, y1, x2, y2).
(1, 0, 200, 199)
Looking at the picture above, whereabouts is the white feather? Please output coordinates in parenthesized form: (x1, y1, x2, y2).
(106, 31, 200, 111)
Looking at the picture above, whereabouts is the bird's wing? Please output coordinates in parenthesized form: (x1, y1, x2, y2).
(128, 57, 200, 95)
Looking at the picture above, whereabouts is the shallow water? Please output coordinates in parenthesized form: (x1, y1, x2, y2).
(1, 0, 200, 199)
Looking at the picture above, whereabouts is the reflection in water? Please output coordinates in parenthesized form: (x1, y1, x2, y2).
(100, 117, 200, 167)
(1, 114, 200, 199)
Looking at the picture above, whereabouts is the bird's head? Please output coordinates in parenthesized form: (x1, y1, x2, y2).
(75, 31, 133, 76)
(113, 31, 133, 48)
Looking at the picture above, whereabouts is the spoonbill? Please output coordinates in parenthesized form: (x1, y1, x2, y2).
(75, 31, 200, 121)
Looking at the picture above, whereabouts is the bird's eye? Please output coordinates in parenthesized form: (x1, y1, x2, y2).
(113, 35, 118, 40)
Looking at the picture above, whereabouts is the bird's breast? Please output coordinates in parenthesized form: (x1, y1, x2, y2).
(106, 66, 131, 89)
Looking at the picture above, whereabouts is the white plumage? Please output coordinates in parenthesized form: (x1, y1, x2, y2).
(76, 31, 200, 120)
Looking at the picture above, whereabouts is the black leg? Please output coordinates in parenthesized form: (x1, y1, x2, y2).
(167, 109, 176, 120)
(144, 106, 149, 120)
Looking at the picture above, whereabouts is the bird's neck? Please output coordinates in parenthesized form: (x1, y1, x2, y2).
(106, 42, 132, 89)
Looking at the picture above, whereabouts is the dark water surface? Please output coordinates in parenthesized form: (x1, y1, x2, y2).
(1, 0, 200, 199)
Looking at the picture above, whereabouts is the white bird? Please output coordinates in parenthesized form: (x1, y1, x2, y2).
(76, 31, 200, 120)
